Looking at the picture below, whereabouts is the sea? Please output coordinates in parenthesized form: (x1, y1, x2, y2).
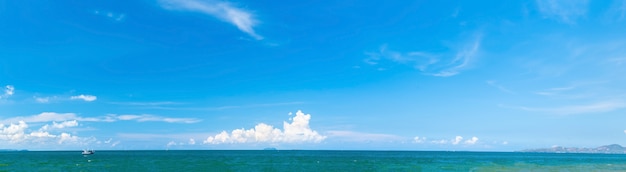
(2, 150, 626, 171)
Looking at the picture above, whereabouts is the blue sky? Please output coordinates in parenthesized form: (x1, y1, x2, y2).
(1, 0, 626, 151)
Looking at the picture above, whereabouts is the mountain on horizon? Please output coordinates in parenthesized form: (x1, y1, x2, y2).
(521, 144, 626, 154)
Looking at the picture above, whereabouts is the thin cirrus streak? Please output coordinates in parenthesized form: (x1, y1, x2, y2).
(127, 101, 307, 111)
(364, 34, 481, 77)
(158, 0, 263, 40)
(536, 0, 588, 24)
(0, 112, 201, 124)
(500, 101, 626, 115)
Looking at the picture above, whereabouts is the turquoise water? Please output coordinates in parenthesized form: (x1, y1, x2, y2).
(2, 150, 626, 171)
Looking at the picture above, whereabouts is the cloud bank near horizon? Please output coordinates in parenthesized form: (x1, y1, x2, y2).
(203, 110, 326, 144)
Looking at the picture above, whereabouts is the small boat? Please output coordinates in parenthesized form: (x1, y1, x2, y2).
(82, 150, 95, 155)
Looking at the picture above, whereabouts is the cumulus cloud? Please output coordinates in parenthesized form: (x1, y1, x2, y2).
(465, 136, 479, 145)
(70, 94, 97, 102)
(159, 0, 263, 40)
(0, 121, 28, 143)
(189, 138, 196, 145)
(536, 0, 588, 24)
(0, 121, 88, 145)
(203, 110, 325, 144)
(452, 136, 463, 145)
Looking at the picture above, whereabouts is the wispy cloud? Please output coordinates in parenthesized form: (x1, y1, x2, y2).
(94, 10, 125, 22)
(534, 86, 575, 96)
(365, 35, 481, 77)
(109, 101, 181, 106)
(536, 0, 588, 24)
(326, 130, 405, 142)
(34, 96, 50, 103)
(618, 0, 626, 21)
(486, 80, 515, 94)
(427, 135, 480, 145)
(431, 37, 481, 77)
(159, 0, 263, 40)
(364, 45, 439, 70)
(0, 112, 201, 124)
(203, 110, 325, 144)
(137, 101, 305, 111)
(113, 114, 201, 123)
(502, 101, 626, 115)
(70, 94, 97, 102)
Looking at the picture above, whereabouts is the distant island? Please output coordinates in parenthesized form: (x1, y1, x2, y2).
(263, 147, 277, 151)
(521, 144, 626, 154)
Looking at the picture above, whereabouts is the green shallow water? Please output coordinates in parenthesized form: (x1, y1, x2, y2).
(2, 150, 626, 171)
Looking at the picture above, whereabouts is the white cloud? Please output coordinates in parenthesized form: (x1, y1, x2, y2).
(0, 121, 28, 143)
(503, 101, 626, 115)
(189, 138, 196, 145)
(58, 133, 78, 144)
(452, 136, 463, 145)
(30, 131, 56, 138)
(159, 0, 263, 40)
(70, 94, 97, 102)
(536, 0, 588, 24)
(1, 112, 86, 124)
(426, 136, 479, 145)
(52, 120, 79, 129)
(5, 85, 14, 96)
(167, 141, 177, 147)
(0, 121, 89, 145)
(203, 110, 325, 144)
(111, 141, 120, 147)
(0, 85, 14, 99)
(413, 136, 426, 143)
(464, 136, 479, 145)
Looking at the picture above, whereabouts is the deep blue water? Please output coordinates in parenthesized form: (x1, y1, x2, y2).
(2, 150, 626, 171)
